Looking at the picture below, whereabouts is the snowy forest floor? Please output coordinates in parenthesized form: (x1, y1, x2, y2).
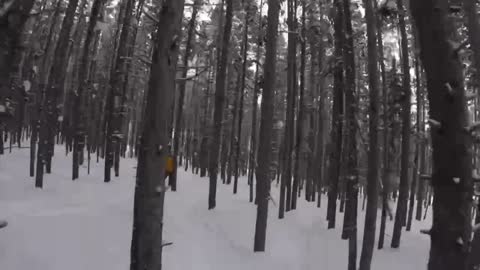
(0, 148, 431, 270)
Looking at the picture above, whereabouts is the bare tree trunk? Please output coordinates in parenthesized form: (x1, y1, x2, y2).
(71, 0, 107, 180)
(358, 0, 380, 268)
(411, 1, 473, 269)
(248, 0, 263, 203)
(406, 142, 418, 231)
(36, 0, 80, 187)
(171, 0, 200, 191)
(326, 0, 344, 229)
(104, 0, 136, 182)
(415, 54, 426, 222)
(376, 0, 389, 249)
(227, 65, 240, 185)
(233, 4, 250, 195)
(200, 56, 213, 178)
(129, 1, 184, 268)
(292, 0, 306, 210)
(391, 0, 412, 248)
(208, 0, 233, 209)
(315, 0, 327, 208)
(340, 1, 358, 268)
(253, 0, 279, 252)
(279, 0, 297, 218)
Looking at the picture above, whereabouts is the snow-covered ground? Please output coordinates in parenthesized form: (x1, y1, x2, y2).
(0, 148, 430, 270)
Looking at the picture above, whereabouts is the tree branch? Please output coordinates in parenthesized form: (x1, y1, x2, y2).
(176, 67, 209, 82)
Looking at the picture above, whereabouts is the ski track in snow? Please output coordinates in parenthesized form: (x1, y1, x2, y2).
(0, 148, 430, 270)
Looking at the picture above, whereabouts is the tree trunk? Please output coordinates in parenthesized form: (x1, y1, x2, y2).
(233, 5, 249, 195)
(391, 0, 412, 248)
(376, 0, 389, 249)
(208, 0, 233, 210)
(129, 1, 184, 269)
(36, 0, 80, 187)
(279, 0, 297, 218)
(227, 64, 240, 186)
(104, 0, 136, 182)
(253, 0, 279, 252)
(171, 0, 200, 191)
(248, 0, 263, 203)
(315, 0, 326, 208)
(327, 0, 344, 229)
(340, 1, 358, 269)
(415, 54, 426, 222)
(410, 1, 473, 269)
(358, 0, 380, 268)
(406, 141, 418, 231)
(292, 0, 306, 210)
(71, 0, 107, 180)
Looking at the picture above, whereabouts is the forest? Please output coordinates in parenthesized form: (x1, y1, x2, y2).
(0, 0, 479, 269)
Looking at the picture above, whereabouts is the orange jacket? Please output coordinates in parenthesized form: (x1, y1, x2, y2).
(166, 156, 175, 174)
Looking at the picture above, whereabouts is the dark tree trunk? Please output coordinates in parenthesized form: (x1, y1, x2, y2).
(208, 0, 233, 209)
(248, 0, 263, 203)
(227, 64, 240, 186)
(171, 0, 200, 191)
(410, 1, 473, 270)
(306, 2, 319, 204)
(279, 0, 297, 218)
(104, 0, 136, 182)
(36, 0, 80, 187)
(406, 142, 418, 231)
(376, 0, 389, 249)
(200, 57, 213, 178)
(253, 0, 279, 252)
(292, 0, 306, 210)
(341, 1, 358, 269)
(71, 0, 107, 180)
(129, 1, 184, 269)
(315, 0, 326, 208)
(358, 0, 380, 268)
(415, 55, 426, 222)
(391, 0, 412, 248)
(233, 5, 249, 195)
(326, 0, 344, 229)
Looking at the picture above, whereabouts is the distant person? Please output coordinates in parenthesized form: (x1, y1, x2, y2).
(165, 154, 175, 184)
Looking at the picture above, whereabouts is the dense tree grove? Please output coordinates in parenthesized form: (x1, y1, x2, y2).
(2, 0, 480, 269)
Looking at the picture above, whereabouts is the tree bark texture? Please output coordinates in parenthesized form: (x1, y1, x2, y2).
(359, 0, 380, 268)
(253, 0, 279, 252)
(208, 0, 233, 210)
(410, 1, 474, 270)
(129, 1, 184, 269)
(391, 0, 412, 248)
(327, 0, 344, 229)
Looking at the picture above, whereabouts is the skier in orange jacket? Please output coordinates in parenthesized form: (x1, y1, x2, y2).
(165, 155, 175, 182)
